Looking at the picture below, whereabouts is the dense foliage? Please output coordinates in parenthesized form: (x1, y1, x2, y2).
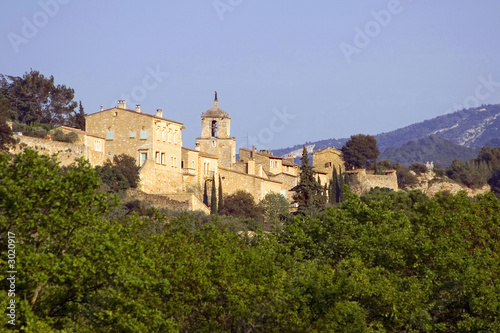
(342, 134, 380, 169)
(2, 150, 500, 332)
(292, 146, 325, 215)
(95, 154, 140, 193)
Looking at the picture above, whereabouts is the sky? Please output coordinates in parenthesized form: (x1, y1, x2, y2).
(2, 0, 500, 151)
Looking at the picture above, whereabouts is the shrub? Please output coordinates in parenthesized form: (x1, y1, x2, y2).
(409, 162, 428, 174)
(52, 129, 78, 143)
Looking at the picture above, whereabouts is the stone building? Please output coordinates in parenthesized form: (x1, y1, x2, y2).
(83, 94, 301, 206)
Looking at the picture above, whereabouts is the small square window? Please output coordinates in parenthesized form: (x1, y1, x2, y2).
(140, 130, 147, 140)
(106, 131, 114, 140)
(130, 131, 135, 138)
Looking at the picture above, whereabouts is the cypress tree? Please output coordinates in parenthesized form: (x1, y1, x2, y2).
(292, 146, 324, 216)
(211, 175, 217, 215)
(218, 174, 224, 214)
(203, 181, 208, 206)
(329, 167, 338, 205)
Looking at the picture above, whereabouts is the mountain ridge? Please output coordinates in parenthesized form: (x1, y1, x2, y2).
(272, 104, 500, 160)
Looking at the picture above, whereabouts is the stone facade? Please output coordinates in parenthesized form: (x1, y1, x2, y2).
(312, 147, 344, 183)
(345, 169, 398, 194)
(195, 97, 236, 169)
(10, 134, 107, 167)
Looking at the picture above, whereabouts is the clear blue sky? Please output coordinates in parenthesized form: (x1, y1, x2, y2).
(2, 1, 500, 150)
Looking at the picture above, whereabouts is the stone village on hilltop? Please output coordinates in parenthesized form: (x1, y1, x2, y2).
(10, 94, 398, 212)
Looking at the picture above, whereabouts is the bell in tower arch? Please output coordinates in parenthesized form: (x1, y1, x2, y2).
(211, 120, 218, 137)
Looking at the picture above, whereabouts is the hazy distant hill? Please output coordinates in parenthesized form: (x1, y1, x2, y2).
(273, 104, 500, 161)
(379, 135, 479, 167)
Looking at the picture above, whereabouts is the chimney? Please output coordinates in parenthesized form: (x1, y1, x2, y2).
(247, 160, 255, 175)
(136, 105, 141, 113)
(118, 100, 126, 109)
(100, 105, 104, 112)
(156, 109, 163, 118)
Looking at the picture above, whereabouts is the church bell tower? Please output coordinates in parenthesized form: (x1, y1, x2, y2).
(196, 92, 236, 169)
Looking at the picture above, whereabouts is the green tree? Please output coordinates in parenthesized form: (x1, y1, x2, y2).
(95, 154, 139, 193)
(292, 146, 325, 216)
(203, 180, 208, 206)
(0, 149, 121, 330)
(211, 175, 217, 215)
(218, 174, 224, 214)
(74, 101, 86, 130)
(0, 92, 15, 151)
(220, 190, 262, 221)
(259, 192, 289, 232)
(1, 70, 78, 127)
(112, 154, 140, 188)
(341, 134, 380, 169)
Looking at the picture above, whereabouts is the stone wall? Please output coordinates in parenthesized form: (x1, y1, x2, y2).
(11, 135, 107, 166)
(219, 167, 283, 202)
(347, 169, 398, 194)
(138, 159, 184, 194)
(126, 188, 190, 211)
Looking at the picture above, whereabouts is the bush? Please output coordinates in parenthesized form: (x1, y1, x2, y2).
(393, 163, 418, 188)
(52, 129, 78, 143)
(220, 190, 263, 222)
(24, 126, 48, 138)
(409, 162, 428, 174)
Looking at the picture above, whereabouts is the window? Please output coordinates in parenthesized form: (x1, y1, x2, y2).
(325, 162, 332, 168)
(211, 140, 216, 147)
(167, 130, 172, 143)
(161, 153, 165, 165)
(140, 152, 147, 166)
(171, 157, 174, 167)
(181, 160, 184, 168)
(106, 130, 114, 140)
(130, 131, 135, 138)
(140, 130, 147, 140)
(113, 112, 118, 117)
(162, 129, 166, 142)
(155, 151, 160, 163)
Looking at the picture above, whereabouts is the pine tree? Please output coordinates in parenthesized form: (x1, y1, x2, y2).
(211, 175, 217, 215)
(203, 181, 208, 206)
(218, 174, 224, 214)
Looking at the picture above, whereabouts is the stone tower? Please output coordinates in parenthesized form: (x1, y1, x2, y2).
(196, 92, 236, 168)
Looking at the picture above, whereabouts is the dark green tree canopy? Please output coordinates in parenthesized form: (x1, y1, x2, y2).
(1, 69, 78, 127)
(341, 134, 380, 169)
(292, 146, 325, 215)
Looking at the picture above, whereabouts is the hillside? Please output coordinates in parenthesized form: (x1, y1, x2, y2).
(273, 104, 500, 159)
(379, 135, 479, 167)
